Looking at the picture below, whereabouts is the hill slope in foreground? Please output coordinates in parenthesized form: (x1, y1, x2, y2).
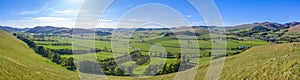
(0, 30, 78, 79)
(108, 43, 300, 80)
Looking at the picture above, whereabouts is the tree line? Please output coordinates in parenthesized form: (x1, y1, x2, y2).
(49, 48, 102, 55)
(35, 43, 72, 46)
(144, 62, 181, 75)
(78, 57, 127, 76)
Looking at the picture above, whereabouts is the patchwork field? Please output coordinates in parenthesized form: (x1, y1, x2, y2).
(1, 23, 300, 79)
(26, 28, 270, 77)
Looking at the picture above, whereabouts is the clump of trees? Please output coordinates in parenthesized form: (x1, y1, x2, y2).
(97, 58, 127, 76)
(144, 62, 187, 75)
(17, 35, 36, 48)
(113, 50, 150, 65)
(50, 48, 73, 55)
(32, 38, 58, 42)
(49, 48, 101, 55)
(129, 50, 150, 65)
(144, 53, 194, 76)
(85, 50, 152, 76)
(35, 43, 72, 46)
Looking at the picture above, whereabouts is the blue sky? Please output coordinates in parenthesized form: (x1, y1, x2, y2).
(0, 0, 300, 28)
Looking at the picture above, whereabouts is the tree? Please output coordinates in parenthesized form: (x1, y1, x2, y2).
(103, 46, 109, 52)
(114, 67, 124, 76)
(176, 53, 181, 59)
(13, 33, 17, 36)
(60, 57, 68, 66)
(37, 46, 46, 57)
(167, 52, 174, 58)
(51, 53, 61, 64)
(107, 67, 115, 75)
(66, 58, 76, 70)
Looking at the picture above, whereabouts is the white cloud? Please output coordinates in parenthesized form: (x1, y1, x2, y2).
(18, 3, 52, 15)
(1, 17, 75, 28)
(1, 0, 85, 28)
(1, 0, 210, 28)
(34, 17, 72, 21)
(51, 10, 80, 17)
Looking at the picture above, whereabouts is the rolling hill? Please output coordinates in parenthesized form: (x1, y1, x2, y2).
(0, 26, 22, 32)
(0, 30, 79, 79)
(288, 25, 300, 33)
(0, 26, 112, 36)
(25, 26, 71, 34)
(232, 22, 300, 31)
(218, 43, 300, 79)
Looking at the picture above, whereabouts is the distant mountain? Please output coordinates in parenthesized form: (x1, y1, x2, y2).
(191, 26, 218, 29)
(25, 26, 71, 34)
(135, 28, 170, 31)
(288, 24, 300, 33)
(0, 26, 22, 32)
(0, 26, 112, 36)
(284, 22, 300, 27)
(1, 22, 300, 34)
(232, 22, 300, 31)
(251, 22, 287, 31)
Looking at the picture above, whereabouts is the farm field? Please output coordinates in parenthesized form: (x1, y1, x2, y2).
(25, 28, 270, 77)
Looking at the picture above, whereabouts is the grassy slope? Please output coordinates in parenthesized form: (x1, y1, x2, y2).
(106, 43, 300, 80)
(0, 30, 78, 80)
(219, 43, 300, 79)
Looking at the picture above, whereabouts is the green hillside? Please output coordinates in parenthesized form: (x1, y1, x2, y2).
(219, 43, 300, 79)
(0, 30, 78, 79)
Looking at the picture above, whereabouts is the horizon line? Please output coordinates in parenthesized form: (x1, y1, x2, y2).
(1, 21, 299, 29)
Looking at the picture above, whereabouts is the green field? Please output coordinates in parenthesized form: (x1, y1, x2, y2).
(28, 28, 270, 77)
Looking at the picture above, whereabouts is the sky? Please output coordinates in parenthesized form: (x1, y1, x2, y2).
(0, 0, 300, 28)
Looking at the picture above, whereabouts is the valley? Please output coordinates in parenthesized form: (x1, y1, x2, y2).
(1, 22, 300, 79)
